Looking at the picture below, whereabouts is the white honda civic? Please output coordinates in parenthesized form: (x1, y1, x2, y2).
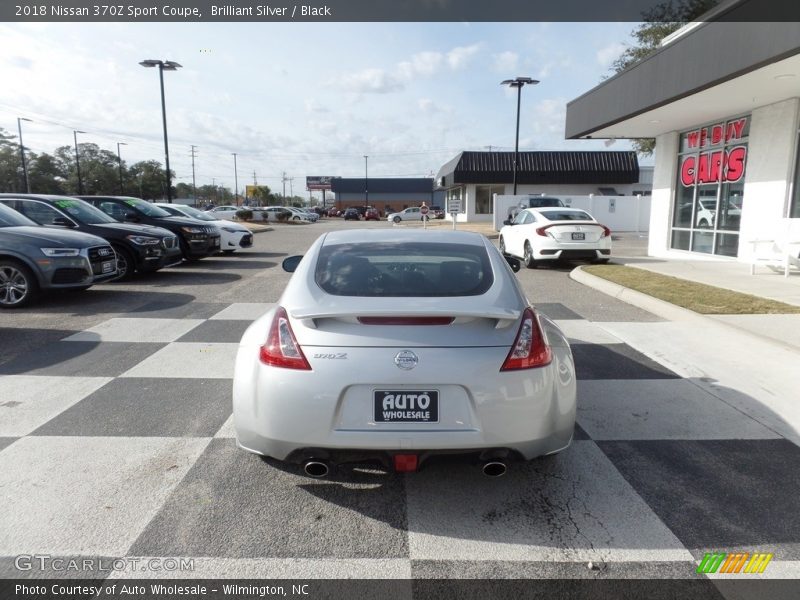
(233, 229, 576, 477)
(499, 207, 612, 267)
(155, 203, 253, 253)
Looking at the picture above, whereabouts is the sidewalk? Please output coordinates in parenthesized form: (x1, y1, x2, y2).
(573, 256, 800, 353)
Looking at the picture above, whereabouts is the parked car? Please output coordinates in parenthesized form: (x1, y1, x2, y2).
(431, 206, 445, 219)
(0, 194, 180, 278)
(326, 207, 342, 217)
(78, 196, 221, 260)
(204, 205, 240, 220)
(499, 207, 612, 267)
(254, 207, 295, 223)
(290, 207, 318, 222)
(387, 206, 429, 223)
(343, 208, 360, 221)
(233, 229, 575, 476)
(154, 203, 253, 254)
(0, 202, 117, 308)
(364, 207, 380, 221)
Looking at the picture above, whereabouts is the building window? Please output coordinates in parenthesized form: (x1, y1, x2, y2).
(670, 115, 749, 256)
(475, 184, 504, 214)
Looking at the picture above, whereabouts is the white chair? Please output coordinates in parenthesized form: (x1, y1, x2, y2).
(747, 218, 800, 277)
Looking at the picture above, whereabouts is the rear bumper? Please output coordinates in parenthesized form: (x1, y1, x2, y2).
(233, 344, 576, 462)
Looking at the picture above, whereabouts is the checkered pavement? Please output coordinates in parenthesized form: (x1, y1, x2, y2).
(1, 302, 799, 582)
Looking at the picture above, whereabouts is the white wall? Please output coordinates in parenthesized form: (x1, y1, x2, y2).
(492, 194, 651, 232)
(648, 132, 680, 257)
(738, 97, 800, 259)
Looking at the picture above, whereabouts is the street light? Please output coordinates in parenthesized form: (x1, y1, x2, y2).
(73, 130, 86, 194)
(139, 59, 182, 202)
(17, 117, 32, 193)
(364, 155, 368, 208)
(232, 153, 239, 206)
(116, 142, 128, 194)
(500, 77, 539, 194)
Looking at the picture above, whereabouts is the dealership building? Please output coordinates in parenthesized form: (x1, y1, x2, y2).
(435, 151, 653, 222)
(565, 3, 800, 260)
(329, 178, 444, 215)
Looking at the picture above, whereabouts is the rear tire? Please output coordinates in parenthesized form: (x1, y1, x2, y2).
(0, 259, 37, 308)
(393, 216, 401, 224)
(523, 241, 537, 269)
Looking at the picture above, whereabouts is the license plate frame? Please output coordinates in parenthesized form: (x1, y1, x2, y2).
(374, 390, 439, 423)
(571, 232, 586, 241)
(101, 260, 114, 273)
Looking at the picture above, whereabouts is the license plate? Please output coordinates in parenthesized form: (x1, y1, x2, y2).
(101, 260, 114, 273)
(212, 238, 220, 247)
(374, 390, 439, 423)
(571, 232, 586, 240)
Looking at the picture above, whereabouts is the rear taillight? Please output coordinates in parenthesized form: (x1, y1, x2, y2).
(500, 307, 552, 371)
(600, 225, 611, 237)
(536, 225, 553, 237)
(259, 306, 311, 370)
(357, 316, 454, 325)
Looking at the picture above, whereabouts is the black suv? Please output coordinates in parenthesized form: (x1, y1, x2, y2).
(79, 196, 221, 260)
(0, 194, 181, 278)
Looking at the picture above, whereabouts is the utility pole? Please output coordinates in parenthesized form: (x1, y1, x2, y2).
(364, 155, 369, 208)
(190, 145, 198, 204)
(232, 152, 239, 206)
(282, 171, 287, 205)
(212, 177, 217, 204)
(17, 117, 32, 193)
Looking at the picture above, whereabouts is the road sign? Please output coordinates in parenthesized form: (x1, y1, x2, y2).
(448, 198, 462, 214)
(420, 205, 429, 215)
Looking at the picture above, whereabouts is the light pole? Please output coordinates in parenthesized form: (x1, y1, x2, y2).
(17, 117, 32, 193)
(364, 155, 368, 208)
(232, 153, 239, 206)
(139, 59, 182, 202)
(116, 142, 127, 194)
(500, 77, 539, 194)
(73, 130, 86, 194)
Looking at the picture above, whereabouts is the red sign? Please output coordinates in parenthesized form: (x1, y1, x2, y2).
(420, 205, 429, 215)
(680, 146, 747, 187)
(685, 118, 747, 149)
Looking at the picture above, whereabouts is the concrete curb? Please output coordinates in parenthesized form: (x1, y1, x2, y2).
(570, 265, 800, 354)
(570, 266, 708, 323)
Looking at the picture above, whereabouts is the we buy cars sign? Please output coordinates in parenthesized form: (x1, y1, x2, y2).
(679, 117, 748, 186)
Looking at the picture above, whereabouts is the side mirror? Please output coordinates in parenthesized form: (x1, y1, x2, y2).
(124, 212, 140, 223)
(282, 255, 303, 273)
(52, 216, 76, 227)
(504, 255, 521, 273)
(503, 219, 512, 226)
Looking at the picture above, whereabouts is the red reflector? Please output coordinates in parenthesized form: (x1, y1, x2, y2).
(357, 317, 454, 325)
(393, 454, 418, 472)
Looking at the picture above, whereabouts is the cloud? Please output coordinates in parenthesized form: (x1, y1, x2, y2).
(492, 51, 518, 73)
(446, 44, 481, 69)
(596, 42, 627, 68)
(397, 51, 443, 79)
(304, 99, 329, 113)
(336, 68, 405, 94)
(7, 56, 33, 69)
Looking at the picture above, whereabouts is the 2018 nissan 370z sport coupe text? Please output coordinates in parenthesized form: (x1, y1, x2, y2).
(233, 229, 576, 478)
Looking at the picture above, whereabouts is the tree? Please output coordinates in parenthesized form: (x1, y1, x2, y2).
(28, 153, 66, 194)
(0, 128, 22, 193)
(609, 0, 717, 156)
(53, 143, 121, 194)
(127, 160, 173, 200)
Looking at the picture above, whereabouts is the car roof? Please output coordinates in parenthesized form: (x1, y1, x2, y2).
(528, 207, 593, 218)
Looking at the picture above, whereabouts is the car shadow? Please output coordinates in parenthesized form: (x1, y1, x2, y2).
(172, 259, 277, 271)
(122, 270, 242, 285)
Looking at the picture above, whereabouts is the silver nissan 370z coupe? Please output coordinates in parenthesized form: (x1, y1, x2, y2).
(233, 229, 576, 477)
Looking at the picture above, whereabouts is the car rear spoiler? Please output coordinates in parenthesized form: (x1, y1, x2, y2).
(290, 306, 521, 329)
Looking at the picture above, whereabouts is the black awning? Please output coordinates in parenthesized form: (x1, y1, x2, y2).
(436, 151, 640, 186)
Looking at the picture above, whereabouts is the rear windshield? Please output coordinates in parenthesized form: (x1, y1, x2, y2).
(315, 242, 494, 297)
(539, 209, 593, 221)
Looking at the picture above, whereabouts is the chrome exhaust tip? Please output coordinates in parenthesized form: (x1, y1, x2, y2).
(303, 460, 330, 478)
(482, 461, 507, 478)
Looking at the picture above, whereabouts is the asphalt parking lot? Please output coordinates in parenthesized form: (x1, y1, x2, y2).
(1, 219, 798, 592)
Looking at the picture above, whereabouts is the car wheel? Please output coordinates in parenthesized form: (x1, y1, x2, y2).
(0, 259, 37, 308)
(112, 245, 135, 279)
(293, 216, 301, 221)
(523, 242, 537, 269)
(499, 236, 506, 254)
(393, 216, 401, 224)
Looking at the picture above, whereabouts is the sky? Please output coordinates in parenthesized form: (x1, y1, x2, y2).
(0, 21, 641, 197)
